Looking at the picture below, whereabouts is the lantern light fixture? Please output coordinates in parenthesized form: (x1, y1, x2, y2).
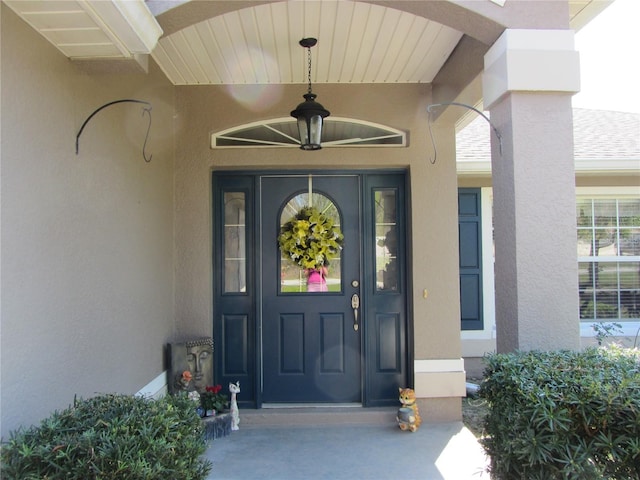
(290, 38, 330, 150)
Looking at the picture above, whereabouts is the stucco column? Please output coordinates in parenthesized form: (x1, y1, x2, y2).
(483, 29, 581, 352)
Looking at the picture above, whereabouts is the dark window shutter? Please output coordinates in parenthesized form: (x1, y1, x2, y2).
(458, 189, 483, 331)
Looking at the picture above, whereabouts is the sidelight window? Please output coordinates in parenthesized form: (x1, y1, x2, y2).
(374, 189, 399, 292)
(223, 192, 247, 293)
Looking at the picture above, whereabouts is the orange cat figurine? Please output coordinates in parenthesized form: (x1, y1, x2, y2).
(397, 387, 422, 432)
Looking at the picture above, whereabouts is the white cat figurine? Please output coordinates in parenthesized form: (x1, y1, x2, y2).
(229, 381, 240, 431)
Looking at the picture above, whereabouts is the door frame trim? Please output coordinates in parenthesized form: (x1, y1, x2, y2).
(212, 168, 412, 409)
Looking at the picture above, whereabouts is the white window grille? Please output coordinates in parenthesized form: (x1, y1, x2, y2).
(577, 197, 640, 322)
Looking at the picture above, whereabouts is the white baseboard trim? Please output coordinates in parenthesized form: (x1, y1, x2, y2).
(136, 371, 168, 399)
(414, 358, 465, 373)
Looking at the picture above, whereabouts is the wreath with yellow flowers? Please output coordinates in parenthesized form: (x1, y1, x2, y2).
(278, 206, 344, 270)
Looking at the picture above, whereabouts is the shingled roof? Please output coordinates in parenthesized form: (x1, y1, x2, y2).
(456, 108, 640, 175)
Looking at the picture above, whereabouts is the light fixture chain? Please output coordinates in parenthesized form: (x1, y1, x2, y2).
(307, 46, 313, 95)
(291, 38, 329, 150)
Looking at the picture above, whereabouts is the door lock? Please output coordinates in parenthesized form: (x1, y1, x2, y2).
(351, 293, 360, 332)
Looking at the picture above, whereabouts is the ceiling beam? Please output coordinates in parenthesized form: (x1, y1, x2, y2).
(430, 35, 488, 124)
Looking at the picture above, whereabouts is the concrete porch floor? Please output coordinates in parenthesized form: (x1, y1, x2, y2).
(203, 408, 490, 480)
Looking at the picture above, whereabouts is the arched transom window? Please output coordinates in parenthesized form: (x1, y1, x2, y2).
(211, 117, 406, 148)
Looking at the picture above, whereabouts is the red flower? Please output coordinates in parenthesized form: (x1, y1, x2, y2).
(206, 385, 222, 394)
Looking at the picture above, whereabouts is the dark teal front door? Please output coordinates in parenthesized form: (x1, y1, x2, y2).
(212, 171, 409, 407)
(261, 175, 362, 403)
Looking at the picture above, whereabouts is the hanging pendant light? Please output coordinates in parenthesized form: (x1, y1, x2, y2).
(291, 38, 330, 150)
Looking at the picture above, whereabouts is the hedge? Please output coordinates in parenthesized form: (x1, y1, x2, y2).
(480, 347, 640, 480)
(1, 393, 212, 480)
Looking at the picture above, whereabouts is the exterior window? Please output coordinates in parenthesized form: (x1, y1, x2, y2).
(224, 192, 246, 293)
(577, 198, 640, 321)
(375, 189, 398, 291)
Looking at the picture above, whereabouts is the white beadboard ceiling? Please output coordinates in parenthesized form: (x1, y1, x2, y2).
(3, 0, 162, 59)
(151, 1, 462, 85)
(4, 0, 601, 86)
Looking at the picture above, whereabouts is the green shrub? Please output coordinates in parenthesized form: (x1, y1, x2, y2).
(480, 347, 640, 480)
(1, 393, 212, 480)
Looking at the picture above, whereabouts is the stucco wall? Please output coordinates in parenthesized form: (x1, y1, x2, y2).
(172, 82, 463, 385)
(1, 6, 175, 437)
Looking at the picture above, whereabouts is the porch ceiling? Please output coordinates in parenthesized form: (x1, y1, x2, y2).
(4, 0, 606, 87)
(152, 1, 464, 85)
(2, 0, 162, 59)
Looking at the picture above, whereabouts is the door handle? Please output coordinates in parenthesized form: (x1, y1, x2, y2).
(351, 293, 360, 332)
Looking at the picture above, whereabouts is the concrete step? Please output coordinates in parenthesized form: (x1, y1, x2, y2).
(237, 405, 398, 428)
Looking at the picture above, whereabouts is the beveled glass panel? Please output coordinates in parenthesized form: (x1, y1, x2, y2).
(309, 116, 322, 145)
(279, 193, 341, 293)
(375, 189, 398, 291)
(224, 192, 246, 293)
(297, 118, 309, 145)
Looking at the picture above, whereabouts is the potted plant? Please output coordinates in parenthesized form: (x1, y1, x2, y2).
(200, 385, 228, 416)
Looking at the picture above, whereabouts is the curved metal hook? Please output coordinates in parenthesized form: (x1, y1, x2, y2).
(76, 99, 153, 163)
(426, 102, 503, 164)
(141, 106, 152, 163)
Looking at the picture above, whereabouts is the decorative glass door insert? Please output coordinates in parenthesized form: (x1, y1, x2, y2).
(279, 192, 342, 293)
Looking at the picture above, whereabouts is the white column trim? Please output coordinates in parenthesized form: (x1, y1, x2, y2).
(483, 29, 580, 109)
(414, 358, 465, 373)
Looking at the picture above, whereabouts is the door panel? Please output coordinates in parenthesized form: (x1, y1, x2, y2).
(222, 314, 249, 375)
(376, 313, 402, 372)
(279, 313, 304, 373)
(320, 313, 345, 373)
(261, 175, 361, 403)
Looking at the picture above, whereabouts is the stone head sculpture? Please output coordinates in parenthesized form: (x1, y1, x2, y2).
(169, 337, 214, 394)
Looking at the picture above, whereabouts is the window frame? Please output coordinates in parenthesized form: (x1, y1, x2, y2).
(576, 187, 640, 338)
